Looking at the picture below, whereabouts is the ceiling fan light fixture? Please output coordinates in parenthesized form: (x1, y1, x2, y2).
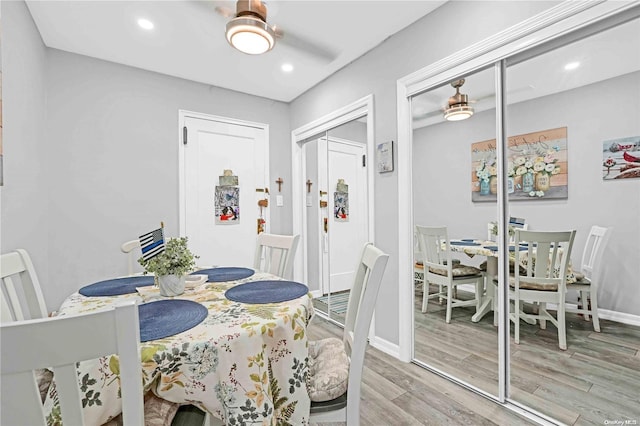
(226, 16, 275, 55)
(444, 79, 474, 121)
(444, 105, 474, 121)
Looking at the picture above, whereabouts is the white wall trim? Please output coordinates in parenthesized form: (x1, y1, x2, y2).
(370, 336, 401, 360)
(599, 309, 640, 327)
(178, 110, 270, 236)
(396, 0, 639, 365)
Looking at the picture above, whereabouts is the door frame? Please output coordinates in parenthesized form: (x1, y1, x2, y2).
(291, 95, 375, 289)
(178, 110, 270, 237)
(396, 0, 639, 418)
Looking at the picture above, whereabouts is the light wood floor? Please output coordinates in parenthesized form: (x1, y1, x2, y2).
(308, 316, 536, 425)
(414, 285, 640, 425)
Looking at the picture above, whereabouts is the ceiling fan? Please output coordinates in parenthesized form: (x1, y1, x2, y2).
(443, 79, 475, 121)
(214, 0, 338, 61)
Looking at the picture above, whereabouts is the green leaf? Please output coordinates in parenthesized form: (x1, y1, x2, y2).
(109, 355, 120, 375)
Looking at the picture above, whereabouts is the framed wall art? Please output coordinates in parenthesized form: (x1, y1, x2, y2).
(602, 136, 640, 180)
(377, 140, 394, 173)
(471, 127, 568, 202)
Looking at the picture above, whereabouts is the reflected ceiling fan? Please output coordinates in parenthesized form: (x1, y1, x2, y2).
(413, 79, 535, 123)
(214, 0, 338, 61)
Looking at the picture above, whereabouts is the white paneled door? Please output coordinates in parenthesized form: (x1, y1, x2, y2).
(324, 138, 368, 294)
(181, 113, 269, 268)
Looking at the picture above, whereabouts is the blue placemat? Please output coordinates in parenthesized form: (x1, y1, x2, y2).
(225, 280, 309, 304)
(79, 276, 155, 297)
(484, 245, 517, 252)
(192, 267, 255, 282)
(461, 239, 476, 242)
(138, 299, 208, 342)
(451, 241, 480, 246)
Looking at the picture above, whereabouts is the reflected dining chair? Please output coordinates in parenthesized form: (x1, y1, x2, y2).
(253, 233, 300, 280)
(565, 225, 612, 332)
(1, 300, 144, 425)
(1, 249, 48, 322)
(307, 242, 389, 426)
(415, 225, 483, 323)
(510, 229, 576, 350)
(121, 239, 142, 276)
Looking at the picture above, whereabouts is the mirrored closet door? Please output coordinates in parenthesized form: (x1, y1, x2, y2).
(303, 115, 370, 325)
(404, 6, 640, 424)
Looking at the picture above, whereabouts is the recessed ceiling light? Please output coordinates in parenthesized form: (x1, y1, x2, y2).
(281, 63, 294, 73)
(564, 61, 580, 71)
(137, 18, 154, 30)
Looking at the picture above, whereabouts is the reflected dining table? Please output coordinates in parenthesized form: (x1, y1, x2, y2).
(43, 268, 314, 425)
(448, 239, 576, 322)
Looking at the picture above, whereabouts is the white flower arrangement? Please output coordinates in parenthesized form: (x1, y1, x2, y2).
(138, 237, 198, 277)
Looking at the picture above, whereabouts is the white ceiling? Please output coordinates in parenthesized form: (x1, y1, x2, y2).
(26, 0, 446, 103)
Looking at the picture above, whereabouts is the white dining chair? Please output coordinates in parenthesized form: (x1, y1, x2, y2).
(121, 239, 142, 276)
(1, 300, 144, 425)
(253, 233, 300, 280)
(307, 242, 388, 426)
(1, 249, 48, 322)
(565, 225, 612, 332)
(415, 225, 483, 323)
(510, 229, 576, 350)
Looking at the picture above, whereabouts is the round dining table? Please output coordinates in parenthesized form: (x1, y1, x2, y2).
(43, 269, 314, 425)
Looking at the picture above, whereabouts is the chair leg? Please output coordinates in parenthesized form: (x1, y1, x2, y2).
(445, 285, 453, 324)
(421, 281, 428, 313)
(558, 303, 567, 350)
(474, 278, 482, 313)
(590, 289, 601, 332)
(514, 296, 520, 345)
(580, 290, 589, 321)
(538, 302, 547, 330)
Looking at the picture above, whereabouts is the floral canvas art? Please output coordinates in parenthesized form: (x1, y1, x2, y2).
(471, 127, 568, 202)
(602, 136, 640, 180)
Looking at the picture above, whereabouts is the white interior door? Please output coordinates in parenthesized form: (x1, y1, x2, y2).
(181, 114, 268, 268)
(325, 138, 368, 294)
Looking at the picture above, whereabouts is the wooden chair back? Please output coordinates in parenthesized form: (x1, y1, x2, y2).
(0, 301, 144, 425)
(1, 249, 48, 322)
(253, 233, 300, 279)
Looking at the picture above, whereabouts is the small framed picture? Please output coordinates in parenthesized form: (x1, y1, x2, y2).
(377, 141, 394, 173)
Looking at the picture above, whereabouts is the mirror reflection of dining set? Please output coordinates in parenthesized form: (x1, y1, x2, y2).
(1, 229, 389, 425)
(414, 218, 611, 351)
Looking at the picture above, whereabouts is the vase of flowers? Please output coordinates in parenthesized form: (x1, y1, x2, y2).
(533, 151, 560, 192)
(476, 160, 492, 195)
(138, 237, 198, 296)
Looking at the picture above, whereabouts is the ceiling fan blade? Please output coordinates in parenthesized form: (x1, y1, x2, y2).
(274, 26, 338, 62)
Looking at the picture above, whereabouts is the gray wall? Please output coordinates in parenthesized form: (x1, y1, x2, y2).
(2, 0, 291, 310)
(290, 1, 560, 345)
(414, 72, 640, 316)
(1, 1, 50, 304)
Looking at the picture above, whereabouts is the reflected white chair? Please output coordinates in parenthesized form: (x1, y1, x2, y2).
(253, 233, 300, 280)
(415, 225, 483, 323)
(308, 243, 388, 426)
(1, 249, 48, 322)
(121, 239, 142, 276)
(510, 229, 576, 350)
(0, 300, 144, 425)
(565, 226, 612, 332)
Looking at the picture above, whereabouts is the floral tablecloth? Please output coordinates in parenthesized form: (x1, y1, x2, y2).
(44, 271, 313, 425)
(449, 239, 576, 283)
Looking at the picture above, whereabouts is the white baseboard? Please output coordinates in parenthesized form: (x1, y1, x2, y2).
(310, 289, 323, 298)
(370, 336, 402, 359)
(598, 308, 640, 327)
(548, 303, 640, 327)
